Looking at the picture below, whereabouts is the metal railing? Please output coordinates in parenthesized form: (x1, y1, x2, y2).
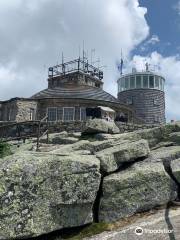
(0, 116, 49, 151)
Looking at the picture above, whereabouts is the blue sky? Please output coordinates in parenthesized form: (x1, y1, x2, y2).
(135, 0, 180, 57)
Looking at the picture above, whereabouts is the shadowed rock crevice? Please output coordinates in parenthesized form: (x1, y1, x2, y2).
(92, 177, 104, 223)
(163, 161, 180, 201)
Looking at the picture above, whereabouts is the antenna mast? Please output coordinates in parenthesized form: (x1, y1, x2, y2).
(120, 49, 123, 75)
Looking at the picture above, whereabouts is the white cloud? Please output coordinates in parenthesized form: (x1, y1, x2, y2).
(139, 34, 160, 52)
(0, 0, 149, 100)
(129, 52, 180, 121)
(147, 35, 160, 45)
(174, 1, 180, 15)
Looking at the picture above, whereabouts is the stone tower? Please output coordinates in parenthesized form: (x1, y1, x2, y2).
(117, 70, 166, 124)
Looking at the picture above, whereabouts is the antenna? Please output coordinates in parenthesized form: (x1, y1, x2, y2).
(82, 40, 86, 70)
(78, 45, 81, 59)
(91, 49, 96, 65)
(62, 52, 65, 74)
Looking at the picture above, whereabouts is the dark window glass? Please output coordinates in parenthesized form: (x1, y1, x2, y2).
(149, 76, 154, 88)
(136, 76, 142, 88)
(125, 77, 129, 89)
(48, 108, 57, 121)
(64, 108, 74, 122)
(130, 76, 135, 89)
(143, 75, 148, 88)
(57, 107, 63, 121)
(75, 107, 80, 121)
(81, 108, 86, 121)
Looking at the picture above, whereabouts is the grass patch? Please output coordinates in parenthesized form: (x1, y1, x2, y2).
(0, 140, 12, 158)
(61, 223, 110, 240)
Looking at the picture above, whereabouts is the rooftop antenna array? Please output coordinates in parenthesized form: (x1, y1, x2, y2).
(48, 44, 105, 81)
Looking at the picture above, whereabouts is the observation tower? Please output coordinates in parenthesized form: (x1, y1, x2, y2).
(117, 64, 166, 124)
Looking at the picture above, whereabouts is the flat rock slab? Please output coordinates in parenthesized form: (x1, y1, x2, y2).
(99, 161, 177, 223)
(96, 139, 150, 173)
(147, 146, 180, 165)
(0, 152, 101, 239)
(86, 207, 180, 240)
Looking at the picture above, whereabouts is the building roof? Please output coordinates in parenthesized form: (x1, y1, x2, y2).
(98, 106, 115, 113)
(31, 86, 119, 103)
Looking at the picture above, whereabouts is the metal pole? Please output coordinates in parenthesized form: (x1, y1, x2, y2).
(36, 121, 41, 151)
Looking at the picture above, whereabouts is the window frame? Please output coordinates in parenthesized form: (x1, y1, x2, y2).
(80, 107, 86, 121)
(63, 107, 75, 122)
(47, 107, 57, 122)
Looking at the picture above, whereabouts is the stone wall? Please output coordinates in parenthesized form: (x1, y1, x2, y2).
(16, 100, 37, 122)
(118, 89, 166, 124)
(0, 120, 160, 140)
(0, 99, 37, 122)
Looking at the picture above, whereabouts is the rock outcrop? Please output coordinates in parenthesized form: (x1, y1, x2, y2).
(0, 152, 101, 239)
(1, 122, 180, 240)
(82, 119, 120, 135)
(99, 161, 177, 222)
(96, 139, 150, 173)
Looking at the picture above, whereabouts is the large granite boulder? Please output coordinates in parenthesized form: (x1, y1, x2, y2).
(99, 161, 177, 223)
(0, 152, 101, 239)
(171, 159, 180, 182)
(82, 119, 120, 135)
(96, 139, 150, 173)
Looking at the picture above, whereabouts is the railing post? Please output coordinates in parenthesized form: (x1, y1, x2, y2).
(36, 121, 41, 151)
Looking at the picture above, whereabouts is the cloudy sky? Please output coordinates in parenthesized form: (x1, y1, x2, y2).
(0, 0, 179, 121)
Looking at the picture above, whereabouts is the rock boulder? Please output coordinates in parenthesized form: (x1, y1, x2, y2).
(99, 161, 177, 223)
(82, 119, 120, 135)
(96, 139, 150, 173)
(0, 152, 101, 239)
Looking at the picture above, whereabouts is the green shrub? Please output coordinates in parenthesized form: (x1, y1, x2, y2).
(0, 140, 11, 158)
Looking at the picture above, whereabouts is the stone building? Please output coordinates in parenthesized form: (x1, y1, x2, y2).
(117, 70, 166, 124)
(0, 58, 136, 123)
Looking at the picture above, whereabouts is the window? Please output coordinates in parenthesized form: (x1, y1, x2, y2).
(81, 108, 86, 121)
(30, 108, 35, 121)
(126, 98, 133, 105)
(130, 76, 135, 89)
(143, 75, 148, 88)
(160, 78, 164, 91)
(48, 108, 57, 121)
(149, 76, 154, 88)
(120, 78, 125, 91)
(64, 107, 74, 121)
(136, 75, 142, 88)
(121, 78, 125, 91)
(155, 76, 159, 89)
(125, 77, 129, 90)
(57, 107, 63, 121)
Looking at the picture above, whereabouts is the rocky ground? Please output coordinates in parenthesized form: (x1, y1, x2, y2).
(0, 119, 180, 240)
(86, 206, 180, 240)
